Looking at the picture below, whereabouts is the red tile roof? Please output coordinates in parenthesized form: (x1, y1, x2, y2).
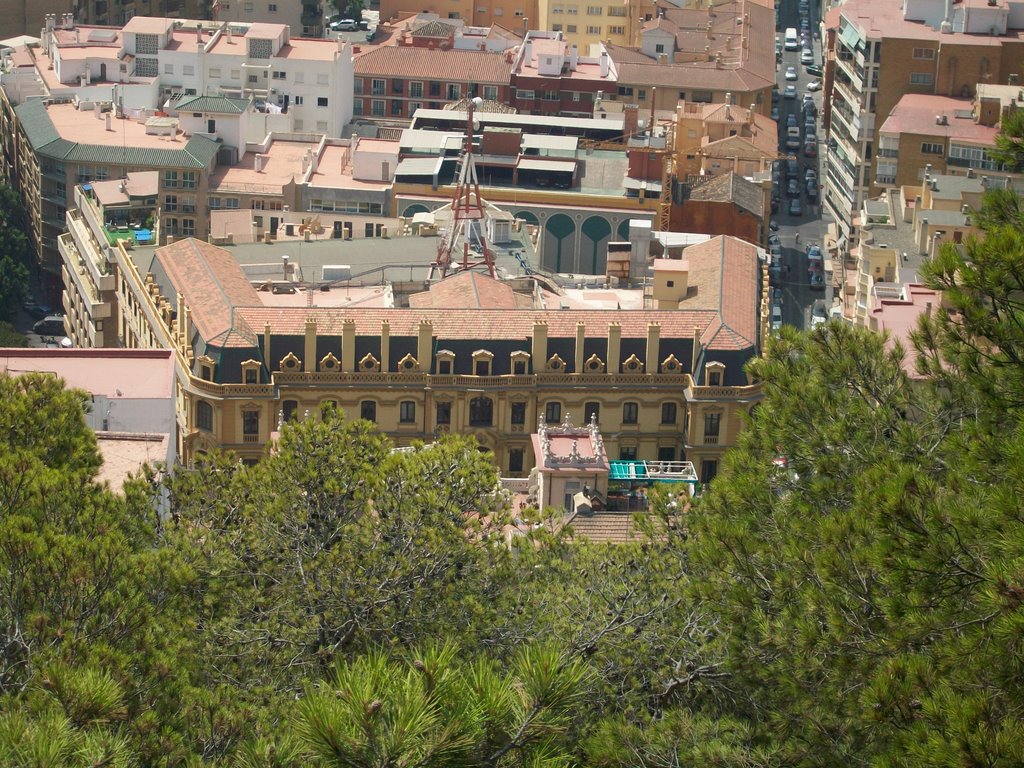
(408, 271, 531, 309)
(678, 236, 761, 351)
(234, 306, 717, 340)
(154, 238, 261, 346)
(354, 45, 514, 84)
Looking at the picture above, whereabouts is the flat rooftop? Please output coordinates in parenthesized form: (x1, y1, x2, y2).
(307, 143, 395, 191)
(880, 94, 998, 144)
(210, 138, 318, 193)
(837, 0, 1024, 43)
(46, 102, 189, 149)
(0, 348, 174, 399)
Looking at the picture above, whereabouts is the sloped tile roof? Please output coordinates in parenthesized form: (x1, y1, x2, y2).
(408, 271, 530, 309)
(173, 95, 251, 114)
(688, 172, 765, 218)
(680, 236, 760, 351)
(354, 45, 513, 84)
(155, 239, 261, 346)
(410, 19, 456, 38)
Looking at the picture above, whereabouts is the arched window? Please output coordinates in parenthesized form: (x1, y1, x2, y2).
(469, 396, 493, 427)
(196, 400, 213, 431)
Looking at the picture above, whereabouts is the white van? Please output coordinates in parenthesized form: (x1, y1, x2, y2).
(784, 27, 799, 50)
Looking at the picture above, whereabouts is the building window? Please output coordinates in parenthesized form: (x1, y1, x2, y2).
(242, 410, 260, 436)
(360, 400, 376, 422)
(921, 142, 944, 154)
(469, 396, 493, 427)
(707, 369, 722, 386)
(622, 402, 639, 424)
(268, 2, 277, 10)
(196, 400, 213, 431)
(511, 402, 526, 425)
(584, 401, 600, 423)
(617, 85, 633, 97)
(183, 65, 195, 76)
(545, 402, 561, 424)
(910, 72, 934, 86)
(509, 448, 524, 473)
(704, 412, 721, 438)
(609, 25, 624, 35)
(182, 219, 195, 236)
(164, 63, 174, 75)
(567, 24, 577, 32)
(248, 38, 273, 59)
(164, 171, 179, 188)
(391, 100, 403, 116)
(475, 359, 490, 376)
(182, 172, 196, 189)
(661, 402, 677, 424)
(447, 84, 461, 100)
(164, 195, 178, 211)
(400, 401, 416, 423)
(209, 67, 221, 78)
(586, 25, 601, 34)
(209, 197, 222, 209)
(317, 96, 329, 107)
(371, 100, 385, 116)
(409, 81, 423, 98)
(657, 446, 675, 462)
(436, 401, 451, 425)
(437, 358, 451, 374)
(912, 47, 935, 59)
(135, 57, 158, 77)
(372, 78, 386, 95)
(586, 4, 601, 12)
(135, 33, 158, 54)
(272, 70, 286, 79)
(620, 446, 637, 460)
(483, 85, 498, 100)
(244, 368, 259, 384)
(700, 460, 718, 483)
(282, 399, 298, 422)
(513, 359, 527, 375)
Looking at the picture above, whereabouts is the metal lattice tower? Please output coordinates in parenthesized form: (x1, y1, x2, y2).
(430, 98, 497, 280)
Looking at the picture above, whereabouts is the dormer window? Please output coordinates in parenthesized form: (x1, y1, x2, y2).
(472, 349, 494, 377)
(435, 349, 455, 375)
(705, 361, 726, 386)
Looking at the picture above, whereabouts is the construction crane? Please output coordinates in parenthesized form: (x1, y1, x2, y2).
(429, 97, 497, 280)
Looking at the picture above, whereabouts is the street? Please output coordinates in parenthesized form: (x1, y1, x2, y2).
(773, 0, 832, 330)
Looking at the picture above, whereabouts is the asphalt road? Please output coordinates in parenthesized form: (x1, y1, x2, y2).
(773, 0, 832, 330)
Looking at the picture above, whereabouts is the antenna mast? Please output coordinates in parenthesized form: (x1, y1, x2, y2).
(430, 98, 496, 279)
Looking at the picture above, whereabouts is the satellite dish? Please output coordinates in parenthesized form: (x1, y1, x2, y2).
(638, 117, 648, 130)
(472, 96, 484, 108)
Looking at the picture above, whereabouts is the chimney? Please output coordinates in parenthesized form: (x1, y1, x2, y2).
(966, 167, 975, 178)
(725, 91, 733, 105)
(524, 39, 533, 64)
(599, 50, 609, 77)
(304, 319, 316, 372)
(94, 102, 102, 119)
(197, 24, 203, 43)
(607, 322, 621, 373)
(226, 24, 233, 43)
(646, 322, 660, 372)
(532, 321, 548, 369)
(308, 148, 318, 174)
(417, 320, 433, 371)
(570, 43, 579, 71)
(659, 52, 668, 64)
(255, 154, 264, 173)
(715, 52, 722, 67)
(282, 254, 290, 278)
(379, 322, 391, 372)
(575, 321, 586, 373)
(624, 103, 639, 136)
(105, 112, 112, 130)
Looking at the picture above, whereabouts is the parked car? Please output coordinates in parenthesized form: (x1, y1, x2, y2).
(806, 182, 819, 202)
(787, 134, 802, 151)
(784, 85, 797, 99)
(789, 197, 803, 217)
(787, 113, 798, 129)
(801, 47, 814, 65)
(787, 178, 800, 198)
(807, 79, 823, 91)
(806, 64, 824, 77)
(771, 305, 783, 332)
(804, 140, 817, 158)
(805, 168, 818, 184)
(786, 158, 799, 178)
(329, 17, 357, 30)
(769, 219, 780, 232)
(811, 299, 828, 326)
(771, 105, 780, 121)
(33, 316, 65, 336)
(809, 269, 825, 289)
(785, 66, 798, 81)
(772, 89, 780, 104)
(806, 244, 823, 264)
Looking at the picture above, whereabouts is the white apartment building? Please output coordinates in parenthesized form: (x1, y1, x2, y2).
(121, 16, 353, 136)
(31, 14, 353, 136)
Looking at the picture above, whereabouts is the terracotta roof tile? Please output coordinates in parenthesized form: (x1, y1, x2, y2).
(688, 172, 765, 218)
(354, 46, 513, 84)
(408, 271, 524, 309)
(680, 236, 760, 351)
(154, 238, 261, 345)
